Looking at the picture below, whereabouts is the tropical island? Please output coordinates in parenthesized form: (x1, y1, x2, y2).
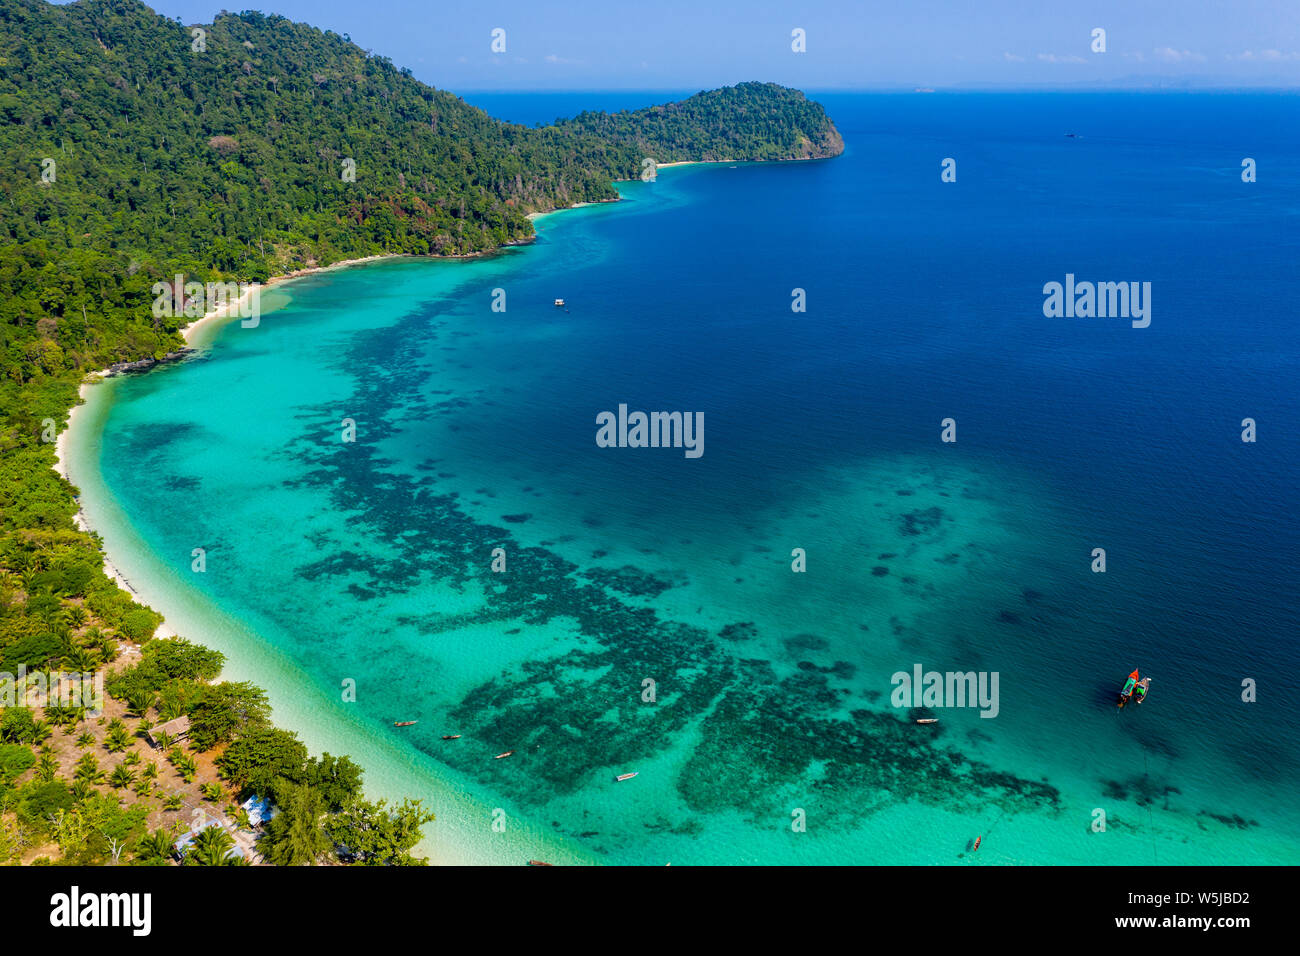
(0, 0, 842, 864)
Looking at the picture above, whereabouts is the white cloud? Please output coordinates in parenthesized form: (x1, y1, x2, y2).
(1229, 48, 1297, 61)
(1153, 47, 1206, 63)
(1003, 52, 1025, 62)
(1036, 53, 1086, 64)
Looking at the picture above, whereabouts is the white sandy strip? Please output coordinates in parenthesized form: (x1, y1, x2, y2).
(525, 163, 708, 222)
(54, 369, 175, 638)
(54, 371, 108, 486)
(178, 283, 259, 345)
(527, 199, 615, 222)
(181, 254, 397, 344)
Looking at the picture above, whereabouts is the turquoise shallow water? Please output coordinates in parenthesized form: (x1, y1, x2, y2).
(76, 93, 1300, 864)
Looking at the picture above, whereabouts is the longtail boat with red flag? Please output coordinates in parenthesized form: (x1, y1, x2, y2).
(1117, 669, 1140, 708)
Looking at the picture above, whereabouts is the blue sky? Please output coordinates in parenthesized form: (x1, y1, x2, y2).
(110, 1, 1300, 90)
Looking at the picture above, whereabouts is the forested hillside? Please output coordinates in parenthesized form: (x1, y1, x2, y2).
(1, 0, 842, 380)
(559, 83, 845, 163)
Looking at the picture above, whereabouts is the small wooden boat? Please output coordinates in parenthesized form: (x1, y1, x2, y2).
(528, 860, 553, 866)
(441, 734, 462, 740)
(393, 720, 417, 727)
(615, 772, 638, 782)
(916, 718, 939, 724)
(494, 750, 515, 759)
(1134, 677, 1151, 704)
(972, 835, 982, 852)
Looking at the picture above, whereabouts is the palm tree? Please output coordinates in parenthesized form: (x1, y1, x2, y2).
(30, 719, 52, 746)
(95, 636, 120, 664)
(161, 793, 184, 812)
(35, 750, 58, 783)
(73, 753, 104, 785)
(133, 828, 175, 864)
(200, 782, 224, 802)
(159, 698, 186, 722)
(167, 748, 198, 784)
(124, 689, 155, 719)
(104, 724, 132, 753)
(63, 646, 96, 673)
(184, 826, 237, 866)
(228, 806, 252, 830)
(108, 764, 137, 790)
(61, 704, 87, 732)
(70, 780, 95, 803)
(75, 731, 94, 749)
(141, 761, 159, 781)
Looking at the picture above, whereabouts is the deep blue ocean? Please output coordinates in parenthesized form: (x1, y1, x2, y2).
(85, 92, 1300, 863)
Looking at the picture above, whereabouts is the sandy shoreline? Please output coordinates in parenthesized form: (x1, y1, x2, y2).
(180, 253, 399, 345)
(525, 161, 704, 221)
(527, 198, 619, 222)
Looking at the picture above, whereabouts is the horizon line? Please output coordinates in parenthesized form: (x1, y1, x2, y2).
(452, 85, 1300, 94)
